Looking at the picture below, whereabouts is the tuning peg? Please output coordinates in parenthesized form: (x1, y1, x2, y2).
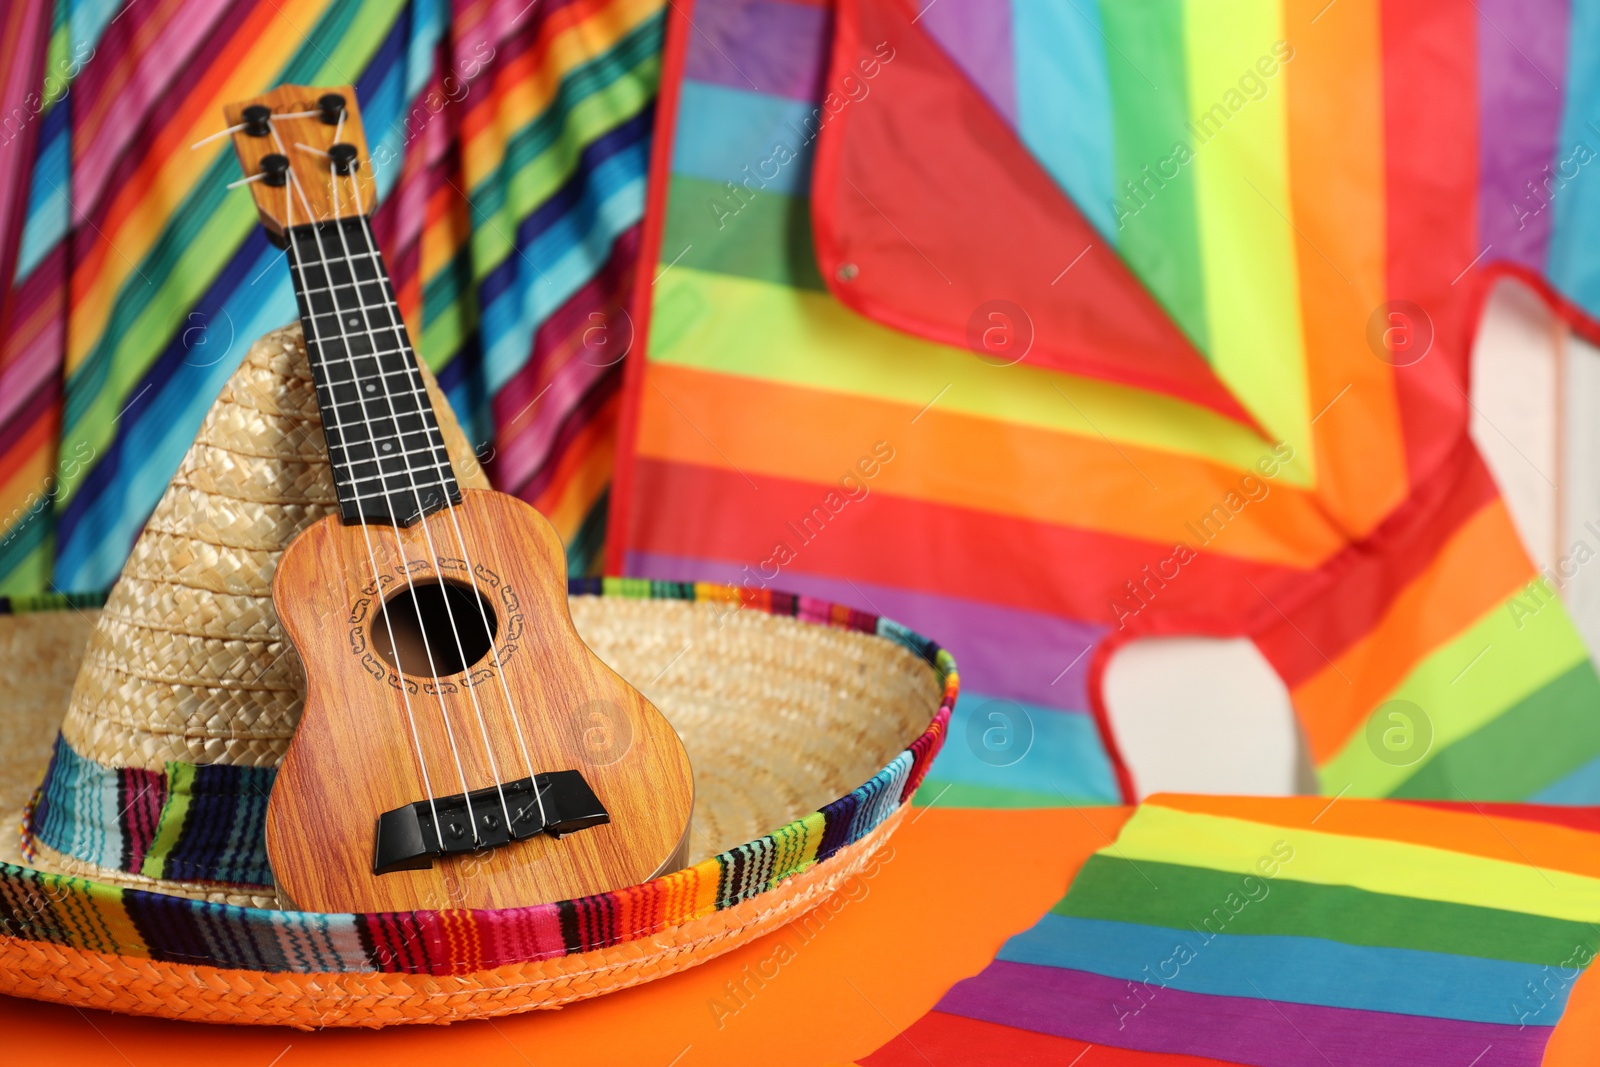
(329, 143, 359, 175)
(242, 105, 273, 137)
(259, 153, 289, 187)
(318, 93, 347, 125)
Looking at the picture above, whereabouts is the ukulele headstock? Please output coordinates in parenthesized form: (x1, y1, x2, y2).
(223, 84, 376, 242)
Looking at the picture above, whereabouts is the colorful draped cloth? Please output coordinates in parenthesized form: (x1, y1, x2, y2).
(610, 0, 1600, 804)
(0, 0, 662, 594)
(861, 795, 1600, 1067)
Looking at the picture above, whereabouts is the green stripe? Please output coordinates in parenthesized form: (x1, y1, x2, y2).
(647, 267, 1277, 475)
(0, 506, 53, 596)
(140, 761, 196, 880)
(1393, 662, 1600, 800)
(306, 0, 406, 86)
(59, 162, 244, 454)
(1100, 1, 1209, 351)
(418, 18, 662, 360)
(661, 176, 825, 290)
(423, 13, 663, 353)
(1058, 855, 1599, 967)
(565, 486, 610, 576)
(464, 12, 662, 219)
(1322, 591, 1591, 797)
(0, 589, 105, 614)
(601, 576, 656, 598)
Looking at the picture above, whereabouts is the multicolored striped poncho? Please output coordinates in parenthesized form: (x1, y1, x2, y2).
(609, 0, 1600, 805)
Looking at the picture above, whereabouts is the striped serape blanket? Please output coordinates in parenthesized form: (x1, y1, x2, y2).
(0, 0, 662, 595)
(861, 794, 1600, 1066)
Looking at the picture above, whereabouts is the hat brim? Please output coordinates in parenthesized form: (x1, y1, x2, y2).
(0, 582, 954, 1027)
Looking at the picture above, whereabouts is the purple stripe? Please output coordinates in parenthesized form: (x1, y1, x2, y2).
(920, 0, 1017, 126)
(1478, 0, 1570, 271)
(0, 246, 65, 429)
(627, 549, 1104, 710)
(682, 0, 830, 101)
(937, 961, 1549, 1067)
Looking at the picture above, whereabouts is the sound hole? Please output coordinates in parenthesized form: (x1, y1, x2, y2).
(372, 581, 498, 678)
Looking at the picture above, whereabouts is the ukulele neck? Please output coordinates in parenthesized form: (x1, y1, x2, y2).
(284, 217, 461, 527)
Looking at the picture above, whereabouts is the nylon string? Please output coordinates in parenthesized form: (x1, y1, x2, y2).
(276, 121, 475, 848)
(318, 129, 520, 837)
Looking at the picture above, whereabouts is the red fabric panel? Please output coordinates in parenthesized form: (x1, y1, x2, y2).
(809, 0, 1260, 429)
(606, 0, 696, 573)
(1380, 1, 1477, 492)
(1399, 800, 1600, 835)
(1251, 440, 1500, 687)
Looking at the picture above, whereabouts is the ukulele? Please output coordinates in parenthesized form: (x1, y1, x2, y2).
(223, 86, 693, 913)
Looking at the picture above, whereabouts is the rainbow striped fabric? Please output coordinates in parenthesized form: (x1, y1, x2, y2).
(863, 795, 1600, 1067)
(611, 0, 1600, 805)
(0, 0, 662, 596)
(30, 734, 276, 887)
(0, 580, 953, 973)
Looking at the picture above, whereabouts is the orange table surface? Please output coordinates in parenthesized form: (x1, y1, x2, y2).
(4, 804, 1598, 1066)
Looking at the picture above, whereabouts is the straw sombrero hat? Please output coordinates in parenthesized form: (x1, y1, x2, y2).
(0, 324, 954, 1027)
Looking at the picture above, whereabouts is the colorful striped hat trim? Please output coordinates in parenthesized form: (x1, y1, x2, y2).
(0, 578, 954, 976)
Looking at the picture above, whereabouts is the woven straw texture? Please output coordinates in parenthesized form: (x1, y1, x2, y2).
(59, 323, 489, 778)
(0, 324, 954, 1025)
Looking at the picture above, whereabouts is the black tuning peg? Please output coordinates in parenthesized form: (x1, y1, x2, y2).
(318, 93, 347, 125)
(328, 143, 359, 175)
(259, 153, 289, 187)
(242, 105, 272, 137)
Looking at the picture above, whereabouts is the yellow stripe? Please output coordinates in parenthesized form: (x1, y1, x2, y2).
(651, 268, 1285, 477)
(1114, 803, 1600, 922)
(1183, 0, 1312, 473)
(537, 432, 614, 543)
(1320, 590, 1591, 795)
(0, 450, 55, 530)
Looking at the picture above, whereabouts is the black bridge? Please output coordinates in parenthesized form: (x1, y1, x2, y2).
(373, 770, 609, 875)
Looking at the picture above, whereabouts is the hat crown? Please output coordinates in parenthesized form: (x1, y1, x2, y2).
(29, 324, 486, 901)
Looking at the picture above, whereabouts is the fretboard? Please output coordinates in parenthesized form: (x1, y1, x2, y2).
(285, 218, 460, 526)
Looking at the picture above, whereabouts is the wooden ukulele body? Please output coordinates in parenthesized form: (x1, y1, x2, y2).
(268, 488, 693, 913)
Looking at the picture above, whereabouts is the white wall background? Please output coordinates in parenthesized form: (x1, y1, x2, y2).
(1104, 278, 1600, 798)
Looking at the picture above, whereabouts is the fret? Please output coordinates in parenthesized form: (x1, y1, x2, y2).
(328, 440, 454, 477)
(337, 487, 454, 526)
(317, 383, 433, 417)
(299, 280, 390, 311)
(292, 256, 380, 290)
(325, 424, 445, 457)
(321, 403, 432, 435)
(286, 216, 460, 527)
(308, 305, 400, 337)
(314, 355, 414, 385)
(317, 376, 423, 409)
(307, 332, 408, 361)
(344, 480, 456, 506)
(323, 410, 432, 445)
